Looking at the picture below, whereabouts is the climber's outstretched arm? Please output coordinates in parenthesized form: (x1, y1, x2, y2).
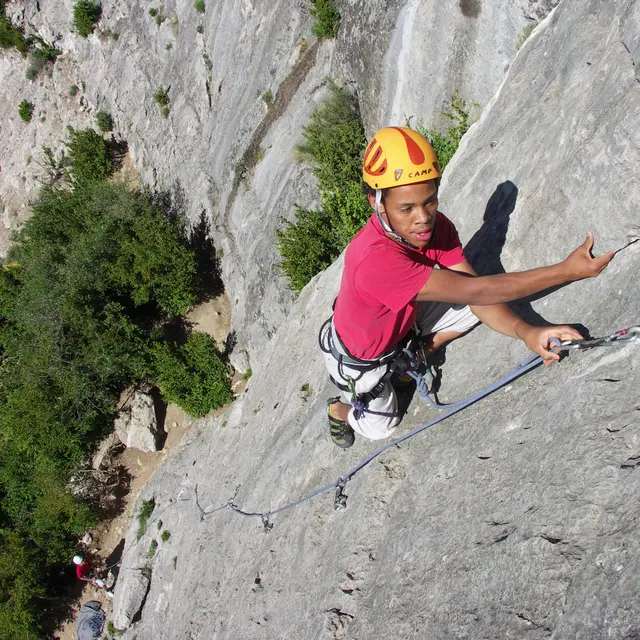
(416, 232, 614, 308)
(447, 260, 582, 365)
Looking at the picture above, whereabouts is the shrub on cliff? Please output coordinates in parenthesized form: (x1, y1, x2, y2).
(153, 86, 171, 117)
(95, 110, 113, 132)
(25, 36, 61, 79)
(152, 331, 233, 417)
(0, 1, 29, 55)
(277, 82, 369, 292)
(65, 126, 114, 183)
(410, 91, 474, 173)
(18, 99, 34, 122)
(73, 0, 101, 37)
(310, 0, 340, 39)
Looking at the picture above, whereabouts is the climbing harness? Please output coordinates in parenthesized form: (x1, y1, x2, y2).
(319, 316, 433, 419)
(319, 317, 411, 419)
(197, 325, 639, 528)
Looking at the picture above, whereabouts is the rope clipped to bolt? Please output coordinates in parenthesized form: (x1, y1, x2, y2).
(198, 325, 640, 529)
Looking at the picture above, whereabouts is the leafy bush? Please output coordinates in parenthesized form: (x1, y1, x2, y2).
(24, 38, 60, 78)
(73, 0, 101, 38)
(310, 0, 340, 39)
(161, 530, 171, 542)
(156, 12, 166, 26)
(95, 110, 114, 132)
(69, 83, 79, 96)
(153, 86, 170, 117)
(152, 331, 233, 417)
(276, 82, 369, 292)
(65, 126, 114, 183)
(25, 65, 39, 81)
(0, 5, 28, 55)
(516, 21, 538, 50)
(137, 499, 155, 540)
(149, 7, 158, 17)
(194, 0, 206, 13)
(18, 99, 34, 122)
(153, 87, 169, 107)
(410, 90, 473, 173)
(196, 23, 204, 33)
(277, 206, 339, 292)
(147, 539, 158, 557)
(262, 88, 274, 107)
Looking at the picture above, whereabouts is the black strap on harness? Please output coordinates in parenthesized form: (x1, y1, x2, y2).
(319, 316, 414, 418)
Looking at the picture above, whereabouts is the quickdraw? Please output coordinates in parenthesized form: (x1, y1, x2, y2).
(552, 326, 640, 352)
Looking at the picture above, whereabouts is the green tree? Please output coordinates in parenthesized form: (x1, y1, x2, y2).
(0, 177, 204, 636)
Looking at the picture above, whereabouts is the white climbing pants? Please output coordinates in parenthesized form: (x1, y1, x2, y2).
(323, 302, 479, 440)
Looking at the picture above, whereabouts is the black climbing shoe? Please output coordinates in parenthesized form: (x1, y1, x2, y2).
(327, 397, 355, 449)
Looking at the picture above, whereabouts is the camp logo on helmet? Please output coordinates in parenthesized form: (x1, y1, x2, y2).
(394, 169, 403, 181)
(408, 168, 433, 179)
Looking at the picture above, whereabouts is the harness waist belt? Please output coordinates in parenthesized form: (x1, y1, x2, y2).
(321, 317, 398, 370)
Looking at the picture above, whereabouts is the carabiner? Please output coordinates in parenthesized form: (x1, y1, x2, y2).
(610, 326, 640, 345)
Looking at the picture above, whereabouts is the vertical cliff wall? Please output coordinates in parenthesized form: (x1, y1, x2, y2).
(111, 1, 640, 638)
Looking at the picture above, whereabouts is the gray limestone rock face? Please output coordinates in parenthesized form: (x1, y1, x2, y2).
(114, 391, 159, 453)
(113, 1, 640, 638)
(336, 0, 559, 134)
(91, 433, 120, 470)
(111, 564, 151, 632)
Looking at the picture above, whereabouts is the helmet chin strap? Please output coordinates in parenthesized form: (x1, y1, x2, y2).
(375, 189, 419, 249)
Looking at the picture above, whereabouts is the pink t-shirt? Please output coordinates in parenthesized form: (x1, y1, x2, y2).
(333, 212, 466, 360)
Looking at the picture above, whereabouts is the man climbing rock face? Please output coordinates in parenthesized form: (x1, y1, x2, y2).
(320, 126, 614, 448)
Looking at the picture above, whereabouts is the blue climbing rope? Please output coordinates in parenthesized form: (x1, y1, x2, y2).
(206, 325, 640, 525)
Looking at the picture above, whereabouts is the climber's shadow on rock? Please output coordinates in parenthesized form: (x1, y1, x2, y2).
(105, 538, 125, 587)
(465, 180, 554, 327)
(464, 180, 589, 337)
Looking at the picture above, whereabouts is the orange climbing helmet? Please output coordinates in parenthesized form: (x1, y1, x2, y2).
(362, 126, 441, 190)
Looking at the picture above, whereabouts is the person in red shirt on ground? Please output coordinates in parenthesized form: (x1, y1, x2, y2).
(73, 555, 113, 597)
(320, 126, 614, 448)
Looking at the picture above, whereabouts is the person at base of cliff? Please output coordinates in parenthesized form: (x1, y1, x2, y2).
(73, 555, 113, 597)
(319, 126, 614, 448)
